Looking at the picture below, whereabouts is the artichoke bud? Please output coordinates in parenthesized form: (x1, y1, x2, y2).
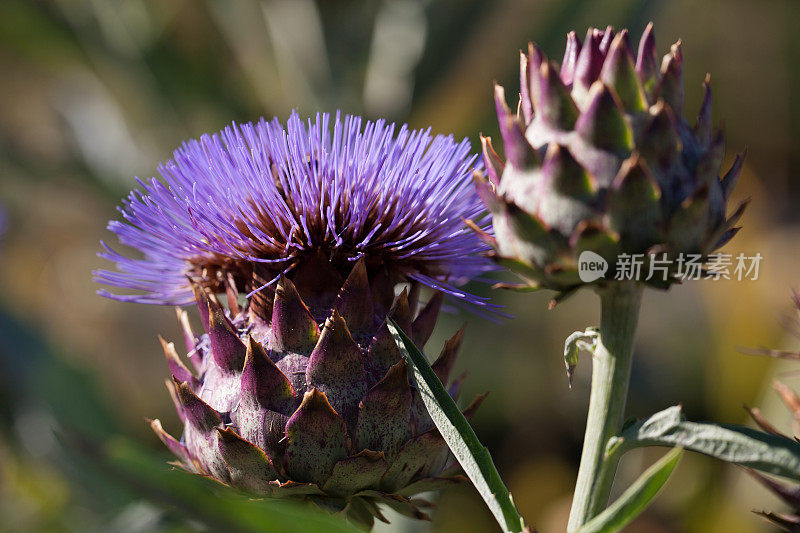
(478, 23, 747, 296)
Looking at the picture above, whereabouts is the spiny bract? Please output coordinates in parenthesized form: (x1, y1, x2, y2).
(474, 23, 747, 298)
(96, 112, 495, 529)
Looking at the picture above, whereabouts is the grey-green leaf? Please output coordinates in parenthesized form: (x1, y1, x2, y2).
(387, 318, 526, 533)
(608, 405, 800, 481)
(577, 447, 683, 533)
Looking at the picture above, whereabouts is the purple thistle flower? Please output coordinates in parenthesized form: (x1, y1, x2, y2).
(94, 112, 496, 526)
(95, 111, 495, 314)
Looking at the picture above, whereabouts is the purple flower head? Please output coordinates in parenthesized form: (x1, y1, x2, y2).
(95, 111, 496, 316)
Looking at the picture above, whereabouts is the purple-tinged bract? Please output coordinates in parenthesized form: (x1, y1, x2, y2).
(95, 111, 493, 528)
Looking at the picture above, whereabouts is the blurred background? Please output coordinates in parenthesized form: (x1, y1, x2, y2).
(1, 0, 799, 531)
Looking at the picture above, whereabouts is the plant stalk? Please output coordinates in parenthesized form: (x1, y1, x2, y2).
(567, 282, 643, 532)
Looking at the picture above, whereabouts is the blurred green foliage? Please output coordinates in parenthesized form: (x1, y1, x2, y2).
(1, 0, 799, 531)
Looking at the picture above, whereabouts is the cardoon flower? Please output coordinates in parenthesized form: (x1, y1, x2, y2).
(95, 111, 494, 528)
(475, 23, 746, 296)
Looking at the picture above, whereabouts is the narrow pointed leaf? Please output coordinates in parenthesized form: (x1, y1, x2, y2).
(387, 318, 526, 533)
(576, 447, 683, 533)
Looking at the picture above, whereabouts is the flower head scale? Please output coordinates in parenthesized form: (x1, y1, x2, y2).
(95, 111, 495, 315)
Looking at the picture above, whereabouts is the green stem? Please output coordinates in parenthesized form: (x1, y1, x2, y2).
(567, 282, 643, 532)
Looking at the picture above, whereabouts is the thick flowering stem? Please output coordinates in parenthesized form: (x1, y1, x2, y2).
(567, 282, 643, 532)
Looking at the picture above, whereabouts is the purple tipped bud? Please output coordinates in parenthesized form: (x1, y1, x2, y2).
(174, 378, 222, 432)
(431, 326, 466, 385)
(601, 31, 647, 112)
(495, 84, 539, 169)
(539, 61, 579, 129)
(599, 26, 615, 54)
(488, 24, 744, 293)
(208, 301, 246, 372)
(335, 260, 374, 336)
(357, 359, 413, 459)
(560, 31, 582, 86)
(159, 336, 197, 386)
(285, 389, 349, 485)
(480, 135, 505, 186)
(241, 336, 295, 414)
(657, 41, 684, 115)
(574, 29, 605, 94)
(270, 276, 320, 355)
(695, 74, 713, 145)
(635, 22, 659, 97)
(217, 427, 279, 492)
(575, 81, 633, 154)
(306, 311, 368, 427)
(607, 155, 663, 251)
(519, 50, 533, 123)
(412, 292, 443, 348)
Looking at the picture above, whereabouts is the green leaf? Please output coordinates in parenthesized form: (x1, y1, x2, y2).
(577, 447, 683, 533)
(608, 405, 800, 481)
(387, 318, 526, 533)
